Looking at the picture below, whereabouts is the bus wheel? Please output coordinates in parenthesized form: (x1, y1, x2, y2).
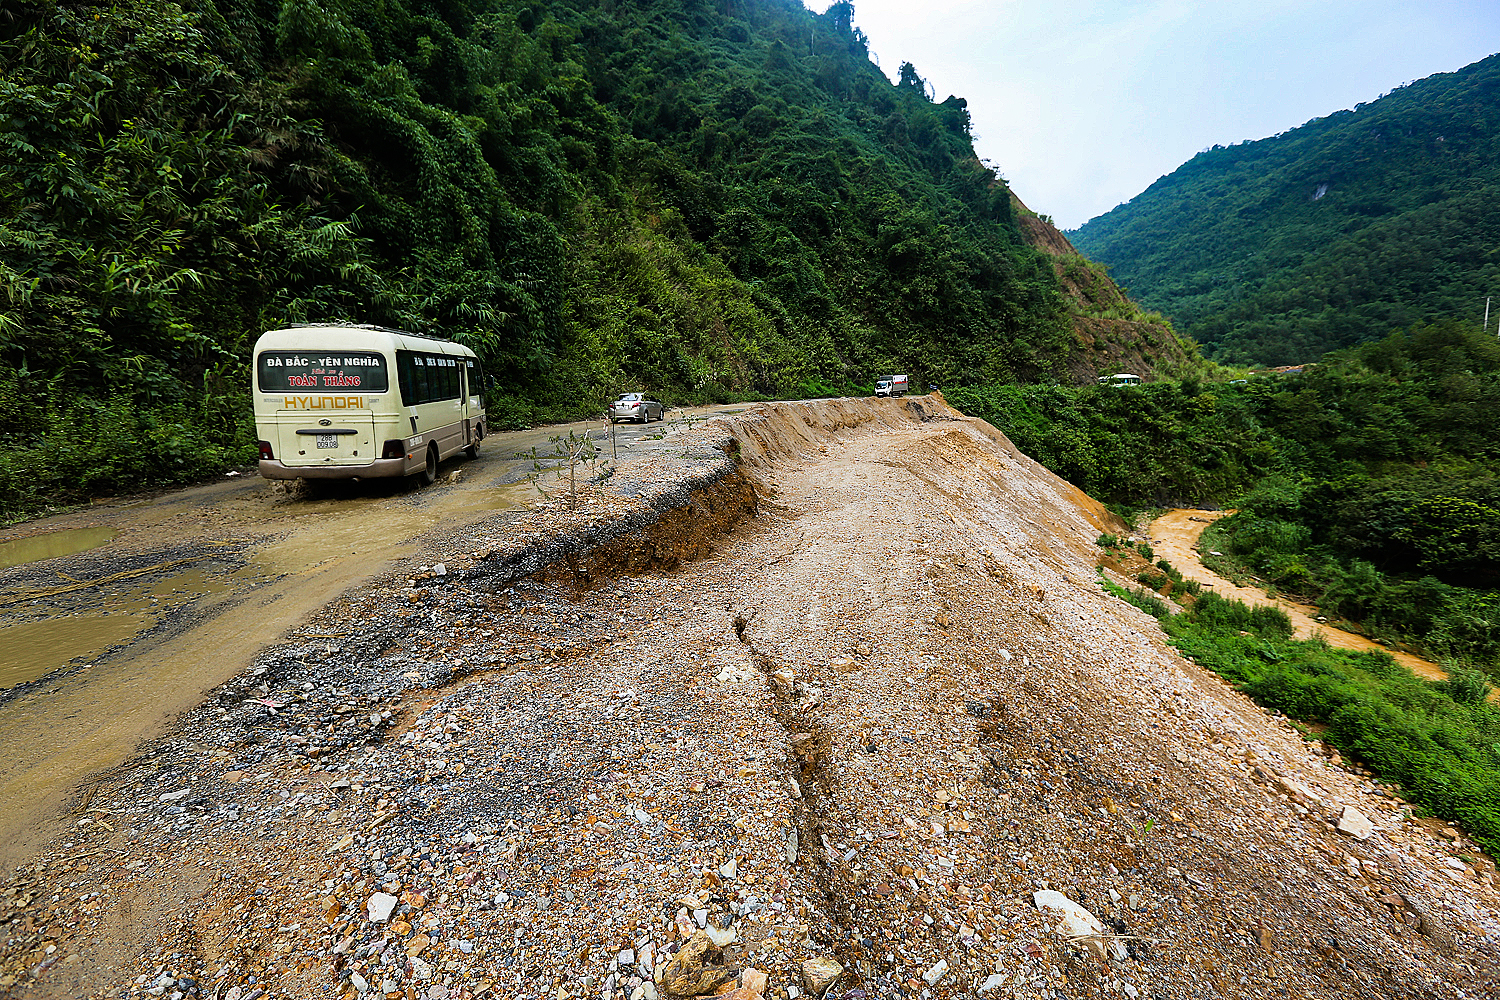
(464, 428, 482, 460)
(418, 445, 438, 486)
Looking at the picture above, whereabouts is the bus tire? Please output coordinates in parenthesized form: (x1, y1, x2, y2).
(464, 427, 482, 460)
(418, 445, 438, 486)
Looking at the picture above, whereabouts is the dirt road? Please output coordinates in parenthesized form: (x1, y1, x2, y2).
(1145, 508, 1449, 683)
(3, 398, 1495, 1000)
(0, 407, 737, 868)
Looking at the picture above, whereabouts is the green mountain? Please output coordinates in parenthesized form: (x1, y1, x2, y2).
(1070, 53, 1500, 366)
(0, 0, 1187, 518)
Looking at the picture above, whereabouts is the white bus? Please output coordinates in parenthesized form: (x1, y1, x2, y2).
(253, 324, 487, 485)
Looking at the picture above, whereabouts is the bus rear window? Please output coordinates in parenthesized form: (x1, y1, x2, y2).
(257, 352, 389, 392)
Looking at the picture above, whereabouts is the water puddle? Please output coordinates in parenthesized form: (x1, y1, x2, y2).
(248, 482, 535, 578)
(0, 616, 145, 688)
(0, 526, 117, 569)
(0, 446, 541, 868)
(0, 566, 231, 690)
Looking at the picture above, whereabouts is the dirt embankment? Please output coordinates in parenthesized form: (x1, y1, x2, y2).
(3, 396, 1497, 1000)
(1146, 509, 1450, 684)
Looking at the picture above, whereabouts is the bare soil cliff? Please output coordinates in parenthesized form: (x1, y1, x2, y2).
(1012, 195, 1196, 384)
(3, 397, 1495, 1000)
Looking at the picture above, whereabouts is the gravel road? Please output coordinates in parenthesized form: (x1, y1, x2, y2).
(2, 397, 1496, 1000)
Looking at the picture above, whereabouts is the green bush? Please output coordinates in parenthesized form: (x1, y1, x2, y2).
(0, 380, 257, 520)
(1129, 585, 1500, 855)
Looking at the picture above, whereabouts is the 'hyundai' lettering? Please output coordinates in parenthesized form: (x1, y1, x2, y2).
(283, 396, 366, 409)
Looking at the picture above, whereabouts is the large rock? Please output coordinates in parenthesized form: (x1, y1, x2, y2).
(658, 931, 739, 997)
(366, 892, 398, 923)
(1276, 775, 1324, 808)
(1336, 805, 1374, 840)
(799, 957, 843, 994)
(1034, 890, 1122, 960)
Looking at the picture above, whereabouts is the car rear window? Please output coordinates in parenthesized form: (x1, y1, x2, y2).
(258, 352, 389, 392)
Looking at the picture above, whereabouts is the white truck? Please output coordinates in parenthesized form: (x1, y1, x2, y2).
(874, 374, 910, 398)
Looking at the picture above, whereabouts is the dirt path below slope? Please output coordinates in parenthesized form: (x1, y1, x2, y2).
(1146, 508, 1448, 683)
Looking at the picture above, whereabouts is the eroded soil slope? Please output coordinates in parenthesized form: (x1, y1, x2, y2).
(3, 398, 1497, 1000)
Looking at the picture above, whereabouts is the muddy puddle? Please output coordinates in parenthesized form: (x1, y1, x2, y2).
(0, 525, 117, 569)
(1, 567, 233, 689)
(0, 457, 553, 868)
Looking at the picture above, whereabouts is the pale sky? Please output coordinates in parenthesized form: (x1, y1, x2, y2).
(838, 1, 1500, 230)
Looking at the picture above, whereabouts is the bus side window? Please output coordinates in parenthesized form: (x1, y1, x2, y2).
(397, 350, 418, 405)
(467, 359, 485, 406)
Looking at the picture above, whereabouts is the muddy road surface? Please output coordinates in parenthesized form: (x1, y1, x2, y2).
(0, 407, 734, 868)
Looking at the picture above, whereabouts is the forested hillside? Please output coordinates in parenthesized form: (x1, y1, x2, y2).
(0, 0, 1183, 519)
(1071, 53, 1500, 366)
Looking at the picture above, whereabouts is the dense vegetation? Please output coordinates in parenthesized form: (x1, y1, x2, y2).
(0, 0, 1106, 520)
(1070, 53, 1500, 366)
(1106, 576, 1500, 856)
(952, 322, 1500, 671)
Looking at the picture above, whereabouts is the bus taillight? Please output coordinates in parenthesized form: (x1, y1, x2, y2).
(257, 441, 274, 460)
(381, 440, 406, 460)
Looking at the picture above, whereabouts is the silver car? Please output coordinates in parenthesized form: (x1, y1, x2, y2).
(609, 392, 664, 423)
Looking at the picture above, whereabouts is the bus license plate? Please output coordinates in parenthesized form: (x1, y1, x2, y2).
(315, 434, 339, 449)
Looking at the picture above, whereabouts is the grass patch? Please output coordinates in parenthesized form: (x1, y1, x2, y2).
(1103, 576, 1500, 855)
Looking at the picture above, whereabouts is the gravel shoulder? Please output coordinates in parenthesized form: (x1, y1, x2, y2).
(3, 397, 1496, 1000)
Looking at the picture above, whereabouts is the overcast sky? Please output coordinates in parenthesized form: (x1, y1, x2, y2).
(839, 1, 1500, 230)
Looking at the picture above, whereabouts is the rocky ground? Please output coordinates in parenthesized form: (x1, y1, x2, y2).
(2, 396, 1497, 1000)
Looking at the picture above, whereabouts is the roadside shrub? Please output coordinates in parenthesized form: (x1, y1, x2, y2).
(1101, 578, 1170, 618)
(1187, 591, 1292, 639)
(0, 389, 256, 521)
(486, 394, 539, 431)
(1124, 587, 1170, 619)
(1150, 588, 1500, 855)
(1441, 666, 1495, 705)
(1136, 570, 1169, 590)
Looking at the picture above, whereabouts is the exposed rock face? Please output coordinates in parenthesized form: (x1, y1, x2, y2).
(1011, 192, 1194, 384)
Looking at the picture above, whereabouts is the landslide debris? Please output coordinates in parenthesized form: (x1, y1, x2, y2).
(2, 396, 1496, 1000)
